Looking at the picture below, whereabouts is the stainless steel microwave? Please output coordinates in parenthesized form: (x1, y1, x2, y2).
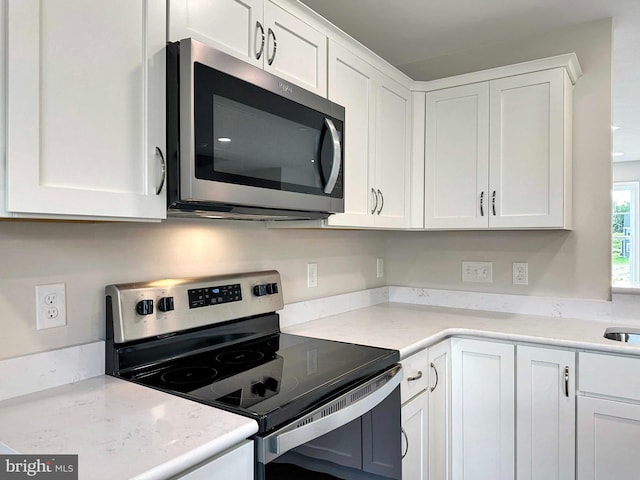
(166, 39, 345, 220)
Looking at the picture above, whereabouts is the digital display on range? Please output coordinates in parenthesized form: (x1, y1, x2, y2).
(188, 283, 242, 309)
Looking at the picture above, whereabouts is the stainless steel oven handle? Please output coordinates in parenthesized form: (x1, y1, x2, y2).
(257, 365, 402, 464)
(323, 118, 342, 194)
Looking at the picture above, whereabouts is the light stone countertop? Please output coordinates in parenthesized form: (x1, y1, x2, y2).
(0, 376, 258, 480)
(283, 302, 640, 358)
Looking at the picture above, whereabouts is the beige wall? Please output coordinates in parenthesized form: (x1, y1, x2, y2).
(0, 219, 386, 360)
(613, 160, 640, 182)
(387, 18, 613, 300)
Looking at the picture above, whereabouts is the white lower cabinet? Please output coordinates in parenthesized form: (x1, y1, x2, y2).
(451, 338, 515, 480)
(428, 339, 451, 480)
(402, 392, 427, 480)
(516, 345, 575, 480)
(577, 351, 640, 479)
(175, 440, 254, 479)
(400, 349, 429, 480)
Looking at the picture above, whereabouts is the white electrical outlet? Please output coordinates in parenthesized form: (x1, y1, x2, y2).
(307, 263, 318, 288)
(376, 258, 384, 278)
(462, 261, 493, 283)
(513, 262, 529, 285)
(35, 283, 66, 329)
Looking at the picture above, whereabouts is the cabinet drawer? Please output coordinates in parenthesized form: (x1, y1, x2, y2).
(400, 349, 429, 404)
(579, 352, 640, 401)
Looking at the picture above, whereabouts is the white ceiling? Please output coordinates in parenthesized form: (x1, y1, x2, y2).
(300, 0, 640, 162)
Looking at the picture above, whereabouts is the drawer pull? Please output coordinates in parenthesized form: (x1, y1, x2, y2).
(407, 371, 423, 382)
(430, 362, 438, 392)
(401, 427, 409, 459)
(564, 366, 570, 397)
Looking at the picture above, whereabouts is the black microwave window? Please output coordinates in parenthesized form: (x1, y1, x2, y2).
(193, 62, 343, 198)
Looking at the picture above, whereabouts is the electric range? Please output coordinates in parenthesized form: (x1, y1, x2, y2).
(105, 270, 402, 479)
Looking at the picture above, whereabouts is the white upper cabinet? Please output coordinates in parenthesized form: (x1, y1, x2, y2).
(489, 70, 569, 228)
(169, 0, 327, 96)
(169, 0, 264, 68)
(325, 41, 376, 227)
(420, 55, 580, 230)
(4, 0, 167, 220)
(425, 83, 489, 229)
(326, 40, 412, 229)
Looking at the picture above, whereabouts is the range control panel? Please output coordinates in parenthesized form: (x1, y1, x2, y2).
(188, 283, 242, 309)
(106, 270, 283, 343)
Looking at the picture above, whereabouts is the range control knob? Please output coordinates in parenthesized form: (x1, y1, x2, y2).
(253, 284, 268, 297)
(266, 283, 278, 295)
(264, 377, 279, 392)
(158, 296, 174, 312)
(252, 381, 267, 397)
(136, 299, 154, 316)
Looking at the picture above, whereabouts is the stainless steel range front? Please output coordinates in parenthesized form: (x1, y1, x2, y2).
(105, 270, 402, 480)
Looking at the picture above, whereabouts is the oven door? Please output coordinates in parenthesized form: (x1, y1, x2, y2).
(256, 365, 402, 480)
(179, 39, 345, 214)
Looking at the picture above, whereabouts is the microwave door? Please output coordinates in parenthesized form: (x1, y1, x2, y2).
(320, 118, 342, 194)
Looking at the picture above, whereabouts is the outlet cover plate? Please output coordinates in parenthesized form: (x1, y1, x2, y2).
(462, 261, 493, 283)
(513, 262, 529, 285)
(36, 283, 66, 330)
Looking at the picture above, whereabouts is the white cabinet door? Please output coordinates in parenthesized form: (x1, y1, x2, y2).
(176, 440, 254, 479)
(373, 74, 412, 228)
(489, 69, 568, 228)
(402, 391, 428, 480)
(326, 42, 412, 229)
(6, 0, 166, 220)
(516, 346, 575, 480)
(451, 338, 514, 480)
(425, 83, 489, 229)
(169, 0, 264, 68)
(326, 40, 376, 228)
(169, 0, 326, 96)
(264, 0, 327, 97)
(428, 340, 451, 480)
(577, 396, 640, 480)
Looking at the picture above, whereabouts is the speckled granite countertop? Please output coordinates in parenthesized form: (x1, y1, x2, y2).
(0, 376, 257, 480)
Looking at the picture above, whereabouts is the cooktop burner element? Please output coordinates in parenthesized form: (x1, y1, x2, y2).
(105, 270, 399, 433)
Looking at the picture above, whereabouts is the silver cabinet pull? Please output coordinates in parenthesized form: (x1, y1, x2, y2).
(267, 28, 277, 65)
(480, 191, 485, 216)
(564, 366, 570, 397)
(255, 21, 265, 60)
(492, 190, 497, 216)
(371, 188, 378, 214)
(322, 118, 341, 194)
(407, 371, 423, 382)
(377, 189, 384, 215)
(155, 147, 166, 195)
(401, 427, 409, 459)
(430, 362, 438, 393)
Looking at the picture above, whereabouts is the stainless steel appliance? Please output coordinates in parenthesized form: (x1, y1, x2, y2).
(105, 271, 402, 479)
(166, 39, 345, 220)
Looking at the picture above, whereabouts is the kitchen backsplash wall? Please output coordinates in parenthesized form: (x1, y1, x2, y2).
(388, 18, 612, 301)
(0, 219, 386, 360)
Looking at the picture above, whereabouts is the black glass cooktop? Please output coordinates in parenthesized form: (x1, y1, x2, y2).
(120, 332, 398, 432)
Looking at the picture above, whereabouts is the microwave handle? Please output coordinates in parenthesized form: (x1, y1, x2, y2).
(323, 118, 342, 194)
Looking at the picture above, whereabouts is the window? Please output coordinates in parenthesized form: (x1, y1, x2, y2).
(612, 182, 639, 286)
